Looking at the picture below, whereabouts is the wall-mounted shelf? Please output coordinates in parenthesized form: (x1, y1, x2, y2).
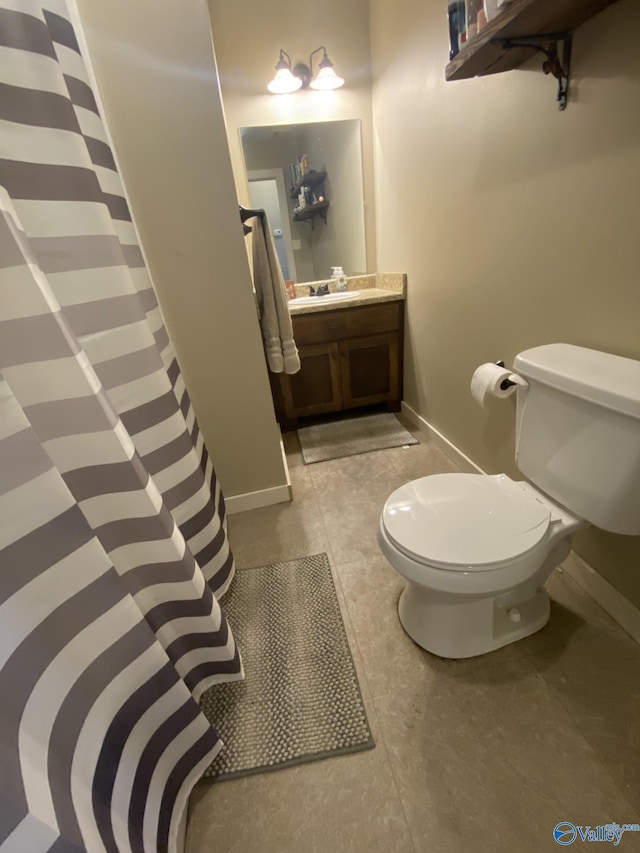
(290, 170, 327, 200)
(445, 0, 620, 109)
(293, 200, 330, 229)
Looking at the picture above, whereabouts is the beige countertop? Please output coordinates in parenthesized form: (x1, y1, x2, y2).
(288, 273, 406, 316)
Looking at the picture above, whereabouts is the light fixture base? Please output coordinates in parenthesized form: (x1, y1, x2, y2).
(293, 63, 312, 88)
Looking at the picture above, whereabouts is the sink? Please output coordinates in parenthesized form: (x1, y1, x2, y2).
(290, 291, 361, 307)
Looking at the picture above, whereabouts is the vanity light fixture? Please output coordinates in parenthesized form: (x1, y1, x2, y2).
(266, 46, 345, 94)
(267, 49, 303, 94)
(309, 46, 345, 91)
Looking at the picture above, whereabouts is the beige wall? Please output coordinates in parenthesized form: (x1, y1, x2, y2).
(73, 0, 288, 500)
(370, 0, 640, 605)
(208, 0, 377, 275)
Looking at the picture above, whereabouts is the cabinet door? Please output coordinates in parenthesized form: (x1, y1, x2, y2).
(279, 342, 343, 418)
(339, 332, 400, 409)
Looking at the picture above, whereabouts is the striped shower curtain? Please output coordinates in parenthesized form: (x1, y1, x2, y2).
(0, 2, 243, 851)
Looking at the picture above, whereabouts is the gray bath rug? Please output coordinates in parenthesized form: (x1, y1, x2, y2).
(199, 553, 374, 782)
(298, 412, 418, 464)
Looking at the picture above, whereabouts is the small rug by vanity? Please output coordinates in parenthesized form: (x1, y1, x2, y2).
(298, 412, 418, 464)
(198, 553, 374, 782)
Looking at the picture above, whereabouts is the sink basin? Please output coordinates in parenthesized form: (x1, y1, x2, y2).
(290, 291, 361, 307)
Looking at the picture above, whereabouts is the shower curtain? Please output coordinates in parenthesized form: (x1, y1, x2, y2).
(0, 2, 242, 851)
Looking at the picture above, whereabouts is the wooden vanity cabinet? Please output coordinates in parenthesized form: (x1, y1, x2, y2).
(281, 342, 342, 418)
(271, 300, 404, 430)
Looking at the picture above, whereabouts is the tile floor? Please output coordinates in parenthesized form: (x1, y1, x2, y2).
(187, 418, 640, 853)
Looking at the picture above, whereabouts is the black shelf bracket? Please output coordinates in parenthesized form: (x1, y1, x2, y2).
(491, 33, 573, 111)
(294, 207, 329, 231)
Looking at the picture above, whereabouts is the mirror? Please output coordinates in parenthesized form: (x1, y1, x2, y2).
(240, 120, 367, 283)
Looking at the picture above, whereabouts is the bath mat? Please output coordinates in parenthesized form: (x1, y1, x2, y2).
(298, 412, 418, 464)
(198, 553, 374, 782)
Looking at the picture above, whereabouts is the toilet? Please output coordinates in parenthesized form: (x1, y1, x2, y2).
(377, 343, 640, 658)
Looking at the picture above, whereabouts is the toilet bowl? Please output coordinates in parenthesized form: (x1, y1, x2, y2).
(377, 473, 584, 658)
(377, 344, 640, 659)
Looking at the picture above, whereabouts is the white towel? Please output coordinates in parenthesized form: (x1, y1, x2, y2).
(251, 214, 300, 374)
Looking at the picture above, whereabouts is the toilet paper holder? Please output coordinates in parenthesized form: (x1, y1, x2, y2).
(495, 361, 518, 391)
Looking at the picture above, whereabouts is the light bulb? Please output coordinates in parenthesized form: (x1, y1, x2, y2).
(267, 67, 303, 94)
(309, 65, 344, 91)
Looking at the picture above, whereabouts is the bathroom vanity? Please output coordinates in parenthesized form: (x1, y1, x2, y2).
(270, 275, 406, 431)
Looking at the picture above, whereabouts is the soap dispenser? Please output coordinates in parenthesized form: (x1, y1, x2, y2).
(331, 266, 348, 292)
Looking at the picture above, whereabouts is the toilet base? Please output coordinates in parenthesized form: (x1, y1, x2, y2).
(397, 581, 551, 659)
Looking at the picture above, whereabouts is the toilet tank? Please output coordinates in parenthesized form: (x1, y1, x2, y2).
(513, 344, 640, 535)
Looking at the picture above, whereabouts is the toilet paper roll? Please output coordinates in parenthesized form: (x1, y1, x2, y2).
(470, 363, 527, 408)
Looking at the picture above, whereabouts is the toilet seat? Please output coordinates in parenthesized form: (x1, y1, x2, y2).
(382, 473, 551, 571)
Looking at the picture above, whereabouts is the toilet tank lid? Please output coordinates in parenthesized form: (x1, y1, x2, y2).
(514, 344, 640, 419)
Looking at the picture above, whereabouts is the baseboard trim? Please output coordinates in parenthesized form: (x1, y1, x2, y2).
(225, 482, 291, 515)
(280, 437, 292, 488)
(562, 551, 640, 645)
(401, 401, 640, 645)
(400, 402, 486, 474)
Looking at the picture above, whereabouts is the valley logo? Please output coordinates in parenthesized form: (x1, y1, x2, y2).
(553, 822, 640, 846)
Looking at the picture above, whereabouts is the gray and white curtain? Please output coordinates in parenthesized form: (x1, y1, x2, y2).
(0, 2, 243, 851)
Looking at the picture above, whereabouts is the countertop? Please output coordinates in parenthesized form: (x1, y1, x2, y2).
(288, 273, 406, 317)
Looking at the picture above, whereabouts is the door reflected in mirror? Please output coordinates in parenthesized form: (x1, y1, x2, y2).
(240, 120, 367, 283)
